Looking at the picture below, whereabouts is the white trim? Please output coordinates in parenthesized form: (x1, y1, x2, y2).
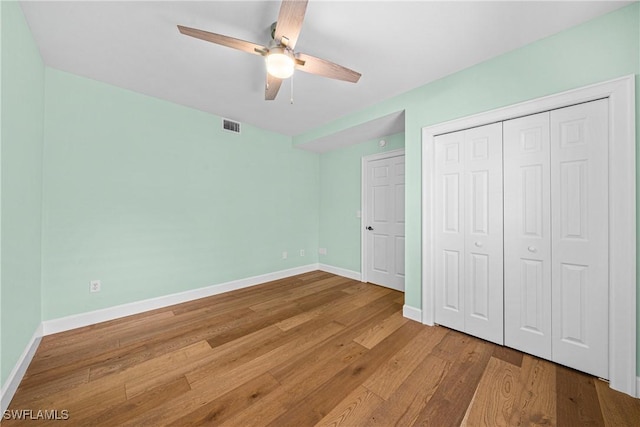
(42, 264, 318, 335)
(402, 305, 422, 322)
(1, 324, 43, 413)
(318, 263, 361, 281)
(361, 148, 406, 284)
(637, 377, 640, 399)
(421, 75, 636, 397)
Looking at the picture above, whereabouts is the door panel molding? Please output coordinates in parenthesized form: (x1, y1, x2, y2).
(422, 75, 636, 396)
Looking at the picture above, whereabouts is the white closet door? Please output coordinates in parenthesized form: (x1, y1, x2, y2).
(503, 112, 552, 359)
(464, 123, 504, 344)
(434, 130, 466, 331)
(551, 99, 609, 379)
(435, 123, 503, 343)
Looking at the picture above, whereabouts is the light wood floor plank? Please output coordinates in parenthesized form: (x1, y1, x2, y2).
(315, 385, 384, 427)
(363, 324, 447, 400)
(366, 353, 451, 426)
(492, 344, 524, 368)
(556, 365, 604, 426)
(461, 356, 521, 427)
(353, 310, 408, 349)
(595, 378, 640, 427)
(412, 337, 494, 427)
(509, 355, 557, 426)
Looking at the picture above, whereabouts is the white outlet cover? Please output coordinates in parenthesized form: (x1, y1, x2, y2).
(90, 280, 101, 293)
(282, 251, 288, 259)
(300, 249, 305, 256)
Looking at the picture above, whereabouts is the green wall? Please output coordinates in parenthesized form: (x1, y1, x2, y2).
(0, 1, 45, 385)
(297, 3, 640, 369)
(41, 69, 319, 320)
(319, 132, 404, 271)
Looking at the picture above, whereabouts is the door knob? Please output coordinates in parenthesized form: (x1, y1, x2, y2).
(528, 246, 537, 253)
(474, 241, 483, 247)
(366, 226, 374, 231)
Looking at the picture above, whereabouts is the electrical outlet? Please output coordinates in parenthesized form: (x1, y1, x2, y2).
(300, 249, 305, 257)
(282, 251, 288, 260)
(319, 248, 327, 255)
(90, 280, 101, 293)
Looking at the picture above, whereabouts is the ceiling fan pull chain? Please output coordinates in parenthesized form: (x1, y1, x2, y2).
(290, 73, 294, 104)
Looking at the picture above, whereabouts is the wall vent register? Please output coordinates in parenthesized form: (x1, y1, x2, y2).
(222, 119, 241, 134)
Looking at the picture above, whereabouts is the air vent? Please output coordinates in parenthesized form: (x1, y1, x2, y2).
(222, 118, 241, 134)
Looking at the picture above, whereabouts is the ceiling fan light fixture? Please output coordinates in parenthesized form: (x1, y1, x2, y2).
(266, 46, 295, 79)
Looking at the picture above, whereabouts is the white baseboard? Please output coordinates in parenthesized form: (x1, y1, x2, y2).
(42, 264, 318, 335)
(402, 305, 422, 322)
(318, 264, 361, 281)
(1, 324, 43, 413)
(636, 376, 640, 398)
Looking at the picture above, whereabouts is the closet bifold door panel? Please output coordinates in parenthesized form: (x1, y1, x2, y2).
(434, 130, 466, 331)
(463, 124, 504, 344)
(503, 112, 552, 360)
(550, 99, 609, 379)
(434, 123, 504, 344)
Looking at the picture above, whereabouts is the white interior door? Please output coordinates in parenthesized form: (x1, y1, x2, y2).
(364, 152, 405, 291)
(550, 99, 609, 379)
(463, 123, 504, 344)
(504, 112, 553, 359)
(434, 123, 503, 344)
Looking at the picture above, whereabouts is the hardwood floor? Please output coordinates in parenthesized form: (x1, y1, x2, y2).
(5, 271, 640, 426)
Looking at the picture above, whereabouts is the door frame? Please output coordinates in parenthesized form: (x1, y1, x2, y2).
(422, 75, 636, 396)
(361, 149, 406, 287)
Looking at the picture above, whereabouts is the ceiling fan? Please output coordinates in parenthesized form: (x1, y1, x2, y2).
(177, 0, 361, 101)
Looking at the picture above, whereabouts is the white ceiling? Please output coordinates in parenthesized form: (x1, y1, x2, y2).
(20, 1, 632, 136)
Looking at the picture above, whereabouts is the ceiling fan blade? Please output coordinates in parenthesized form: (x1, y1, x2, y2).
(177, 25, 267, 56)
(274, 0, 308, 49)
(265, 74, 283, 100)
(295, 53, 361, 83)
